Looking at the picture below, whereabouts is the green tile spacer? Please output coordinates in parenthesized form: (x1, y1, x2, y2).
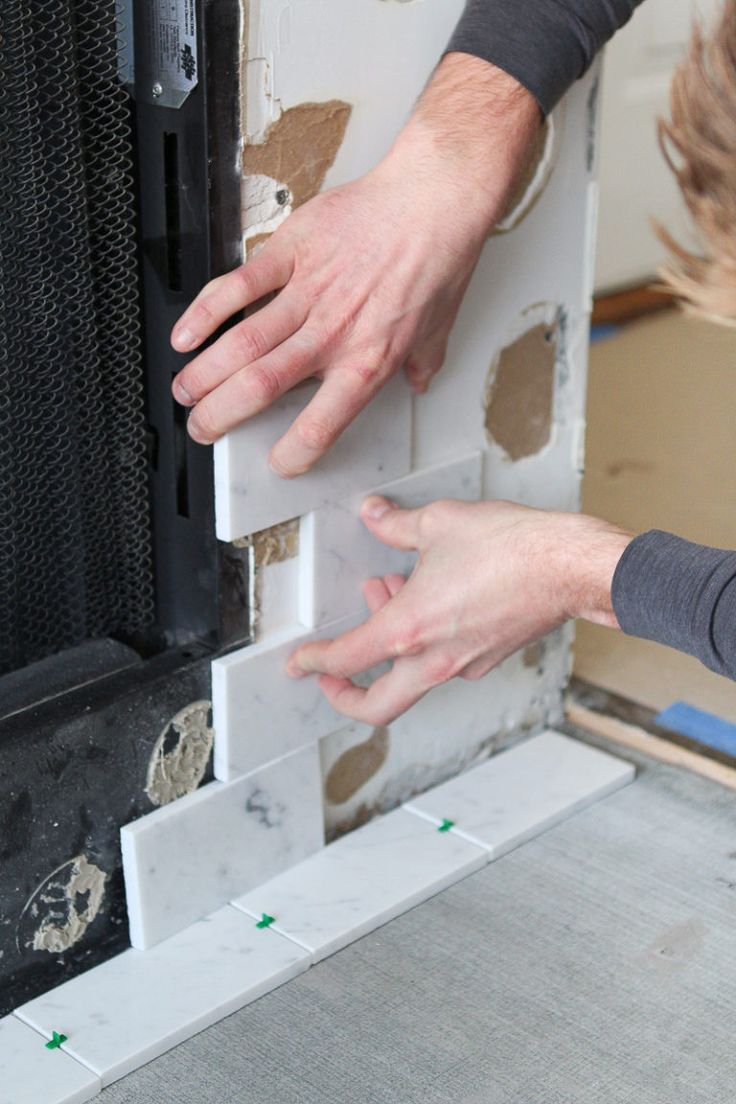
(255, 913, 276, 929)
(437, 819, 455, 833)
(45, 1031, 68, 1050)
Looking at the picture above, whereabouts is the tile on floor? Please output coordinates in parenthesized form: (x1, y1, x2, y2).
(404, 729, 635, 856)
(122, 745, 324, 949)
(1, 1014, 101, 1104)
(14, 906, 310, 1089)
(231, 806, 488, 962)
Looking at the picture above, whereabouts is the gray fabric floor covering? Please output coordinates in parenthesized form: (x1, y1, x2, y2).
(100, 731, 736, 1103)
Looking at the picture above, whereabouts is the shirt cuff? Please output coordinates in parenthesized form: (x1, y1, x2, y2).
(444, 0, 641, 116)
(611, 530, 736, 678)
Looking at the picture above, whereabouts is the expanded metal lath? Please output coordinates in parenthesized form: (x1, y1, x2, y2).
(0, 0, 155, 674)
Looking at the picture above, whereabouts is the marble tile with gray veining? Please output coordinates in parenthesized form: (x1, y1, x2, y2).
(404, 730, 635, 857)
(211, 614, 363, 781)
(14, 906, 309, 1088)
(231, 806, 487, 962)
(214, 375, 411, 542)
(121, 745, 324, 949)
(300, 451, 482, 627)
(0, 1014, 101, 1104)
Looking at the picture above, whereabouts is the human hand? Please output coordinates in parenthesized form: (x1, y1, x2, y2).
(170, 55, 541, 477)
(287, 497, 632, 724)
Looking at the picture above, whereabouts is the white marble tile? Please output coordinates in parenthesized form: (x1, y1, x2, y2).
(0, 1015, 100, 1104)
(121, 746, 324, 949)
(300, 452, 482, 627)
(231, 806, 487, 963)
(211, 614, 362, 781)
(214, 375, 411, 542)
(320, 637, 571, 837)
(404, 730, 635, 857)
(14, 906, 309, 1088)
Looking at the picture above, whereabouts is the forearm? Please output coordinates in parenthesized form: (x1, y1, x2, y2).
(446, 0, 645, 116)
(380, 52, 542, 237)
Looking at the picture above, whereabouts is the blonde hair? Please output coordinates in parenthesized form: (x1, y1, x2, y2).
(657, 1, 736, 324)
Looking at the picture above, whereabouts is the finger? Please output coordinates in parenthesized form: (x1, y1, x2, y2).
(269, 370, 381, 478)
(171, 242, 293, 352)
(404, 336, 448, 395)
(172, 291, 308, 405)
(186, 330, 318, 444)
(288, 601, 413, 679)
(363, 577, 392, 616)
(384, 573, 407, 598)
(360, 496, 423, 552)
(317, 656, 433, 725)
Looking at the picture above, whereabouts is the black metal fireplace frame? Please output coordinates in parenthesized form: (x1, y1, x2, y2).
(0, 0, 247, 1015)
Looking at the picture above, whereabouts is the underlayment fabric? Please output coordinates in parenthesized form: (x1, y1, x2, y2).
(613, 530, 736, 681)
(445, 0, 644, 115)
(99, 736, 736, 1103)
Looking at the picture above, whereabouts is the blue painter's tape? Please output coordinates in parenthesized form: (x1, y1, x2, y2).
(590, 323, 620, 344)
(655, 701, 736, 757)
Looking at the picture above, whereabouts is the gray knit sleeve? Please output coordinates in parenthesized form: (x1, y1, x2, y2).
(611, 530, 736, 680)
(445, 0, 645, 115)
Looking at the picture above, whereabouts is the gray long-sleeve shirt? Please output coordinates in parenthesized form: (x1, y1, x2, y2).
(447, 0, 736, 682)
(447, 0, 644, 114)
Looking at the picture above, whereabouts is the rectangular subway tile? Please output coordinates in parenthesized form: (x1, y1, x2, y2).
(121, 745, 324, 949)
(14, 906, 310, 1089)
(1, 1014, 101, 1104)
(211, 615, 362, 781)
(214, 375, 411, 542)
(300, 452, 482, 627)
(403, 730, 635, 857)
(231, 806, 488, 963)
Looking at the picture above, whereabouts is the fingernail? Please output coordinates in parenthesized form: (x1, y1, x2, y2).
(268, 454, 298, 480)
(174, 326, 196, 351)
(286, 656, 307, 678)
(187, 420, 210, 445)
(363, 496, 391, 520)
(173, 380, 193, 405)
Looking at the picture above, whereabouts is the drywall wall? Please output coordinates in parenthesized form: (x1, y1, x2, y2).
(119, 0, 601, 948)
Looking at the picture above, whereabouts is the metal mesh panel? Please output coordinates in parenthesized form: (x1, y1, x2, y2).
(0, 0, 155, 675)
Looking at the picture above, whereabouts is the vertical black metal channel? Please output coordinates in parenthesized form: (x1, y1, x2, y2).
(132, 0, 247, 648)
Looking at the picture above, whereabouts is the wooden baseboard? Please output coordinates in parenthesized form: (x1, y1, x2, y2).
(592, 284, 676, 327)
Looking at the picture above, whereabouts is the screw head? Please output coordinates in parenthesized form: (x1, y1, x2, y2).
(152, 82, 163, 98)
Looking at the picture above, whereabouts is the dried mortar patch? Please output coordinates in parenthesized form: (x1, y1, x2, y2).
(146, 701, 214, 807)
(21, 855, 107, 954)
(485, 320, 557, 461)
(243, 101, 352, 245)
(250, 518, 300, 567)
(494, 115, 557, 234)
(324, 727, 391, 805)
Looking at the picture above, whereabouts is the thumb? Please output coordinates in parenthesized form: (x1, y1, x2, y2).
(361, 496, 421, 551)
